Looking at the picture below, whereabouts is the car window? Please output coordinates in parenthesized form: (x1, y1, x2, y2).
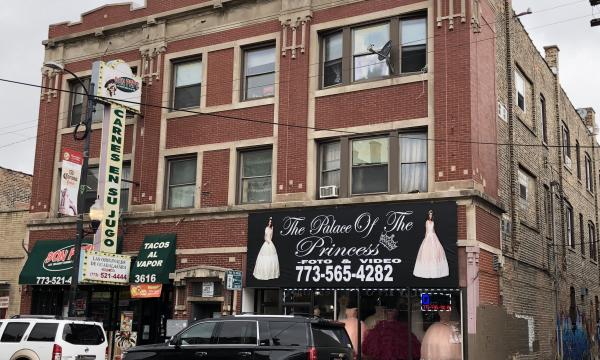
(180, 322, 217, 345)
(312, 325, 352, 348)
(63, 324, 105, 345)
(268, 321, 308, 346)
(217, 321, 257, 345)
(28, 323, 59, 342)
(0, 322, 30, 343)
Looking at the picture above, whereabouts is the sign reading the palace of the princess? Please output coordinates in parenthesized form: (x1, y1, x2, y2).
(246, 201, 458, 288)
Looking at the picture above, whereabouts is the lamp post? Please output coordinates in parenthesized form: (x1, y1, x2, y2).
(44, 61, 101, 317)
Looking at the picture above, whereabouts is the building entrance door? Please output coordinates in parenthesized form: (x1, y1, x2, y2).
(192, 302, 222, 321)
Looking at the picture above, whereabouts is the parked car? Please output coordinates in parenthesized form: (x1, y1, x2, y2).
(122, 314, 353, 360)
(0, 315, 107, 360)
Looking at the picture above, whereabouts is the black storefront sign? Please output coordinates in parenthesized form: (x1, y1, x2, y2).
(246, 201, 457, 288)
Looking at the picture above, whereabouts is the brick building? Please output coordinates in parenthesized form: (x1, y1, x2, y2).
(20, 0, 598, 358)
(0, 167, 32, 318)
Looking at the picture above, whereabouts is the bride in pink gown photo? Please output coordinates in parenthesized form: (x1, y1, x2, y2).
(413, 210, 449, 278)
(253, 217, 280, 280)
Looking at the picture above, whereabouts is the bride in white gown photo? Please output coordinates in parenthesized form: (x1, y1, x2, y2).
(253, 217, 280, 280)
(413, 210, 449, 278)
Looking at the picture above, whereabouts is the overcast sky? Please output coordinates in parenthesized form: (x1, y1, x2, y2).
(0, 0, 597, 174)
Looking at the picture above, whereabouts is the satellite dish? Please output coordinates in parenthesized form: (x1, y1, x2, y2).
(367, 40, 394, 74)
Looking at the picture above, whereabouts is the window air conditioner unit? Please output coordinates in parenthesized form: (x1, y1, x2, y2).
(319, 185, 339, 199)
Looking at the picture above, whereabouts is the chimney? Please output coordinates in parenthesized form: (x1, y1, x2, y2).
(578, 107, 597, 131)
(544, 45, 559, 75)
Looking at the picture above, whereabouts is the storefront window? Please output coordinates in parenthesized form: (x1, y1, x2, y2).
(259, 288, 463, 360)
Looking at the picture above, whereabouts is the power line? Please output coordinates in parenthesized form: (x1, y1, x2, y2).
(1, 77, 598, 152)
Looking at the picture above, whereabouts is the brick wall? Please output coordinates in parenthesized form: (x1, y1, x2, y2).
(206, 49, 234, 107)
(0, 167, 31, 318)
(314, 82, 428, 129)
(201, 149, 230, 207)
(165, 106, 274, 148)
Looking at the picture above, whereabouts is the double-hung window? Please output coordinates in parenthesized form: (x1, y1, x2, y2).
(515, 70, 526, 112)
(69, 78, 103, 126)
(580, 213, 585, 255)
(243, 45, 276, 100)
(576, 142, 581, 179)
(399, 132, 427, 193)
(166, 157, 197, 209)
(172, 59, 202, 109)
(562, 125, 571, 166)
(585, 154, 593, 192)
(589, 222, 597, 261)
(322, 32, 343, 87)
(239, 149, 272, 204)
(566, 202, 574, 248)
(352, 23, 390, 82)
(80, 164, 131, 213)
(351, 137, 389, 194)
(320, 142, 341, 188)
(400, 17, 427, 73)
(540, 95, 548, 143)
(321, 13, 427, 88)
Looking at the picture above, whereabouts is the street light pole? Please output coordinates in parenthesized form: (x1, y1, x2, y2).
(44, 61, 96, 317)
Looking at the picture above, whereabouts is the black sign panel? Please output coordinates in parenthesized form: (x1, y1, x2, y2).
(246, 201, 457, 288)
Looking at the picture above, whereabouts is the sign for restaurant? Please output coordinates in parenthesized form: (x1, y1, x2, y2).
(246, 201, 458, 288)
(91, 59, 142, 113)
(0, 296, 9, 309)
(130, 234, 176, 284)
(58, 148, 83, 216)
(130, 283, 163, 298)
(19, 239, 94, 285)
(80, 250, 131, 285)
(94, 104, 126, 253)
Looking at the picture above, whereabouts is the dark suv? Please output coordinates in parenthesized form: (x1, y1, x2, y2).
(122, 315, 353, 360)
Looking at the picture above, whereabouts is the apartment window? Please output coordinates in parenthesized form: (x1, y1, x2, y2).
(399, 132, 427, 192)
(77, 164, 131, 214)
(562, 125, 571, 165)
(585, 154, 593, 192)
(400, 17, 427, 73)
(353, 23, 390, 81)
(320, 142, 341, 188)
(544, 185, 553, 238)
(589, 222, 597, 261)
(243, 45, 276, 100)
(540, 95, 548, 143)
(351, 137, 389, 194)
(320, 14, 427, 88)
(172, 59, 202, 109)
(566, 203, 574, 248)
(580, 213, 585, 255)
(515, 70, 526, 112)
(69, 78, 103, 126)
(322, 32, 343, 87)
(518, 168, 534, 210)
(239, 149, 272, 204)
(166, 157, 197, 209)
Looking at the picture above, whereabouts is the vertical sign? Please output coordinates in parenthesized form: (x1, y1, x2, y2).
(58, 148, 83, 216)
(95, 104, 126, 253)
(90, 59, 142, 254)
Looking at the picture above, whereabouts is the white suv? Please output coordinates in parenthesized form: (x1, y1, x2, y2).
(0, 316, 107, 360)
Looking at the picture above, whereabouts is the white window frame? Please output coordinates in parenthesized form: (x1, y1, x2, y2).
(515, 70, 526, 112)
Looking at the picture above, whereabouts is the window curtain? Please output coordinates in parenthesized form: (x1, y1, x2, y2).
(400, 133, 427, 193)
